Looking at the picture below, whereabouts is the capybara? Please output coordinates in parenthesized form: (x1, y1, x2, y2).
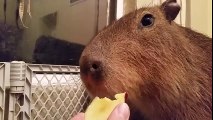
(79, 0, 212, 120)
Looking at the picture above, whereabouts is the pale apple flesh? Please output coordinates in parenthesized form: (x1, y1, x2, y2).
(85, 93, 127, 120)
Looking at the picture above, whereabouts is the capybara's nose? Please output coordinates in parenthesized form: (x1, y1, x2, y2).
(80, 56, 103, 81)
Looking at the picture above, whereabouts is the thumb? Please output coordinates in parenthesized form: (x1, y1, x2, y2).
(108, 103, 130, 120)
(70, 113, 84, 120)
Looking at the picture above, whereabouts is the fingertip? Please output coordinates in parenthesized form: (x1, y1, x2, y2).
(71, 113, 85, 120)
(117, 103, 130, 114)
(108, 103, 130, 120)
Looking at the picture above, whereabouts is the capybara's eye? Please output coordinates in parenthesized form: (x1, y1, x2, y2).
(140, 14, 154, 27)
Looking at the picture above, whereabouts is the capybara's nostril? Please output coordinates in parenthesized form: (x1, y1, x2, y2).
(90, 61, 101, 73)
(80, 57, 103, 81)
(92, 63, 98, 69)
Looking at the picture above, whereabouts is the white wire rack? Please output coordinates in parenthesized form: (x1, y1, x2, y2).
(0, 61, 90, 120)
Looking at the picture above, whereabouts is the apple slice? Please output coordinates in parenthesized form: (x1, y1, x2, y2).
(85, 93, 127, 120)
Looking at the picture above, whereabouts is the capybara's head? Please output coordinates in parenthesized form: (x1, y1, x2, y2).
(80, 0, 212, 119)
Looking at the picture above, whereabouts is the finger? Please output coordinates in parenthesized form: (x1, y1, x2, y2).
(71, 113, 85, 120)
(108, 103, 130, 120)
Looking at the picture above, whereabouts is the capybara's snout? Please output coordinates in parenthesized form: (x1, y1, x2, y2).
(80, 54, 104, 82)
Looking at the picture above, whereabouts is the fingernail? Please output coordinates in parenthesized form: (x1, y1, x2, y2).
(117, 103, 130, 119)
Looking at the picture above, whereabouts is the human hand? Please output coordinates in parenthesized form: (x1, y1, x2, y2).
(71, 103, 130, 120)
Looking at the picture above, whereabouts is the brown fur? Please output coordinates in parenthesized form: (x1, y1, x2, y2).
(80, 4, 212, 120)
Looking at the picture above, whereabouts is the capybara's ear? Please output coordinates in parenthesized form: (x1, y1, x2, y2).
(161, 0, 181, 22)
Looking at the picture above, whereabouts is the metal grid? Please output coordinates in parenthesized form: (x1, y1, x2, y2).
(29, 64, 90, 120)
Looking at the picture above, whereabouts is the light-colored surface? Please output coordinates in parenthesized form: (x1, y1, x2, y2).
(9, 61, 32, 119)
(98, 1, 108, 31)
(137, 0, 162, 7)
(123, 0, 137, 15)
(190, 0, 212, 37)
(0, 63, 10, 120)
(51, 0, 97, 45)
(0, 63, 6, 120)
(207, 0, 212, 37)
(117, 0, 124, 20)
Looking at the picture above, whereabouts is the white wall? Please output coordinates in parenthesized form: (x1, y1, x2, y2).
(190, 0, 212, 37)
(51, 0, 98, 45)
(207, 0, 212, 37)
